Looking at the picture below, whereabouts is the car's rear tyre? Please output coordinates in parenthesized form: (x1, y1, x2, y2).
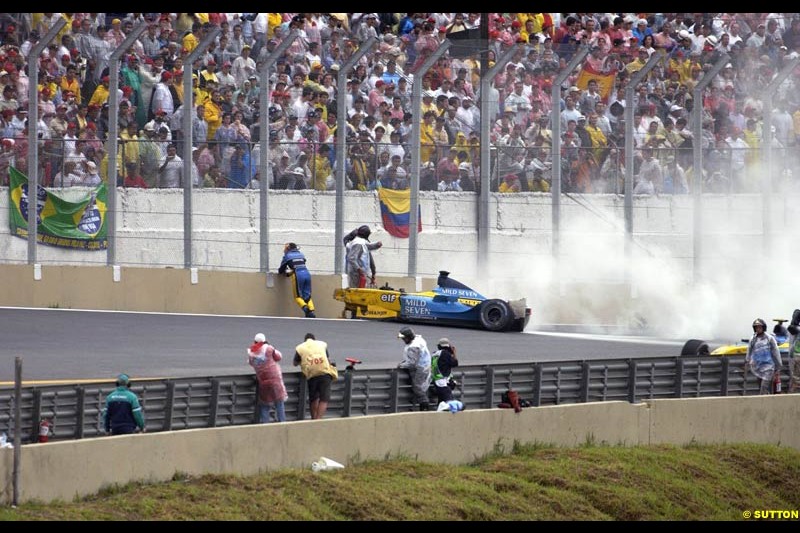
(681, 339, 710, 357)
(479, 299, 512, 331)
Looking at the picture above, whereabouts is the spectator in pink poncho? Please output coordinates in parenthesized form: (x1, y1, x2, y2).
(247, 333, 288, 423)
(410, 20, 439, 73)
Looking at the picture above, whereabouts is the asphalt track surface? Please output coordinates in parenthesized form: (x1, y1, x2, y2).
(0, 307, 687, 384)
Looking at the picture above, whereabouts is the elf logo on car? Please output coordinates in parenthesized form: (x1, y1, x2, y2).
(380, 294, 397, 303)
(458, 298, 481, 307)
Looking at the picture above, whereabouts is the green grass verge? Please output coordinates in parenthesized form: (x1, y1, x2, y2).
(2, 443, 800, 520)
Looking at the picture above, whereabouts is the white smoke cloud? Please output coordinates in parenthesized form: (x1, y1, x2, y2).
(481, 194, 800, 344)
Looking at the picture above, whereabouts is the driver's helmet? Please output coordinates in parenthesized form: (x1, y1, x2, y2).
(752, 318, 767, 332)
(356, 225, 371, 239)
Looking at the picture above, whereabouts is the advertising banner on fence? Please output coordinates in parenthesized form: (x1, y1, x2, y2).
(8, 166, 108, 250)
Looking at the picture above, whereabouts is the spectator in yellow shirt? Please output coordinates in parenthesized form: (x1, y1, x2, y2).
(204, 89, 223, 141)
(89, 76, 112, 108)
(313, 144, 334, 190)
(59, 65, 82, 105)
(420, 110, 437, 165)
(182, 23, 202, 54)
(267, 13, 283, 38)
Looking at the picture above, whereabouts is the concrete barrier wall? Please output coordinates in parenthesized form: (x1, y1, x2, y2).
(0, 264, 431, 318)
(0, 263, 629, 324)
(2, 395, 798, 504)
(647, 395, 800, 448)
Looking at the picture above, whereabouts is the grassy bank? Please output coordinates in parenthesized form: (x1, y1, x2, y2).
(3, 443, 800, 520)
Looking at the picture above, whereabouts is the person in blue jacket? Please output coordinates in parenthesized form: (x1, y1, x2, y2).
(103, 373, 145, 435)
(278, 242, 316, 318)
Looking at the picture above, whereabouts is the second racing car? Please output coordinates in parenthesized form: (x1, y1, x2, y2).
(680, 309, 800, 356)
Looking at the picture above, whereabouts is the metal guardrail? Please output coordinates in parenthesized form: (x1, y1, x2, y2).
(0, 355, 783, 443)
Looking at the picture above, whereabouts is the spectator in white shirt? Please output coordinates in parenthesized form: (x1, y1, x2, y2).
(158, 143, 183, 188)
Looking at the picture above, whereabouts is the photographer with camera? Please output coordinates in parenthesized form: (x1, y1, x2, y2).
(431, 338, 459, 404)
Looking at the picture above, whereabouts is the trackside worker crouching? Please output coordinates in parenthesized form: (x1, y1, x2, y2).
(103, 373, 145, 435)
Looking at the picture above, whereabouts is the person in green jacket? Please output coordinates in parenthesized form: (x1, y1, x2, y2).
(103, 373, 145, 435)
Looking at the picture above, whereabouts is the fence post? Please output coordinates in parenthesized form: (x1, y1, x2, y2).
(179, 26, 220, 269)
(29, 389, 42, 443)
(550, 45, 590, 263)
(484, 366, 495, 409)
(531, 363, 542, 407)
(342, 369, 353, 417)
(760, 57, 800, 259)
(690, 53, 730, 282)
(408, 39, 451, 277)
(675, 357, 684, 398)
(580, 361, 591, 403)
(296, 377, 307, 420)
(252, 377, 260, 423)
(163, 381, 175, 431)
(107, 21, 148, 266)
(258, 30, 297, 273)
(720, 357, 730, 397)
(389, 369, 400, 413)
(208, 379, 220, 428)
(334, 36, 376, 274)
(25, 19, 66, 265)
(478, 44, 519, 277)
(75, 386, 85, 439)
(13, 357, 21, 506)
(622, 52, 662, 281)
(627, 359, 637, 403)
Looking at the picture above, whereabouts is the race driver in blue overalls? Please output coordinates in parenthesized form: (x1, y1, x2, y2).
(278, 242, 316, 318)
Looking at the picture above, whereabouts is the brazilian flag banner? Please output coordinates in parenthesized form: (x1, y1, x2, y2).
(8, 166, 108, 250)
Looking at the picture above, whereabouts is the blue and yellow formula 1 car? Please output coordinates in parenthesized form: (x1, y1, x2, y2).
(333, 271, 531, 332)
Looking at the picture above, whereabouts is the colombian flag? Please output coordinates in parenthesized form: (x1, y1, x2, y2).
(377, 188, 421, 238)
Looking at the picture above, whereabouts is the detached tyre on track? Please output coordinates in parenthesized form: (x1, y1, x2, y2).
(681, 339, 710, 357)
(479, 299, 512, 331)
